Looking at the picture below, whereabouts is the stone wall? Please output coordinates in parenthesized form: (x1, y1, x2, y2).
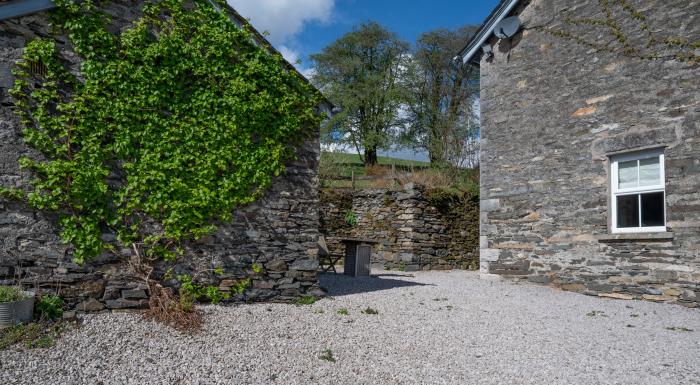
(0, 2, 322, 311)
(319, 185, 479, 271)
(479, 0, 699, 307)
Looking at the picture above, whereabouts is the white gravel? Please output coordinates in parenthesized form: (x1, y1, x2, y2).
(1, 270, 699, 385)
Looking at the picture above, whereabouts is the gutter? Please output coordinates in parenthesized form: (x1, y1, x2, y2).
(457, 0, 520, 66)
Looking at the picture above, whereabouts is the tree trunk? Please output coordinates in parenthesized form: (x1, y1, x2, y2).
(364, 147, 378, 166)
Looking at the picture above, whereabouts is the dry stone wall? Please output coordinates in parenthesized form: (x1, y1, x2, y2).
(0, 2, 322, 311)
(319, 185, 479, 271)
(479, 0, 699, 307)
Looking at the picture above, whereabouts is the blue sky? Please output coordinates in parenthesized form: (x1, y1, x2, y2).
(229, 0, 499, 75)
(227, 0, 499, 160)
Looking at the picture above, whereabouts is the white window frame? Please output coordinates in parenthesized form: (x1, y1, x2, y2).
(610, 148, 666, 233)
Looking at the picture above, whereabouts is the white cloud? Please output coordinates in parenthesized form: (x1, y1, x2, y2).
(278, 45, 300, 65)
(228, 0, 334, 46)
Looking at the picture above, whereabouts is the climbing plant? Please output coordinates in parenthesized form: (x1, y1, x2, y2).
(6, 0, 323, 265)
(538, 0, 699, 63)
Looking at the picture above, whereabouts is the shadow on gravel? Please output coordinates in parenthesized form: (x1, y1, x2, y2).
(319, 273, 432, 297)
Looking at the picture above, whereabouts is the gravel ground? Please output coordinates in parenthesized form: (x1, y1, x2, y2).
(1, 270, 699, 385)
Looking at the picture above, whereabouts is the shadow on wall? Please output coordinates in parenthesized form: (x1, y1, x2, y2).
(318, 272, 432, 297)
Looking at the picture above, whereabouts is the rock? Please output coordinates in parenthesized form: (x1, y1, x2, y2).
(121, 289, 148, 299)
(76, 298, 105, 312)
(105, 298, 148, 309)
(290, 259, 318, 271)
(598, 293, 634, 300)
(265, 259, 287, 271)
(662, 288, 682, 297)
(642, 294, 675, 302)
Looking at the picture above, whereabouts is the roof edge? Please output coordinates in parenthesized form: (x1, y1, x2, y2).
(457, 0, 520, 66)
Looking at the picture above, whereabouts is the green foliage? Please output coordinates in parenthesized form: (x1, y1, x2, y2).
(336, 307, 349, 315)
(344, 210, 358, 227)
(177, 274, 230, 306)
(319, 348, 336, 363)
(0, 322, 66, 350)
(251, 263, 264, 275)
(0, 286, 29, 303)
(311, 22, 409, 166)
(9, 0, 322, 265)
(361, 307, 379, 315)
(295, 295, 317, 306)
(35, 295, 64, 320)
(543, 0, 699, 63)
(402, 26, 480, 167)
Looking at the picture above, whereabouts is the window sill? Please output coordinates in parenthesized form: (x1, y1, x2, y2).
(596, 232, 674, 242)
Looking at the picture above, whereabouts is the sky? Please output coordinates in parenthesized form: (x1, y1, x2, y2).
(227, 0, 500, 160)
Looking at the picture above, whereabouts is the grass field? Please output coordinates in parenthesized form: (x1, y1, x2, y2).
(323, 152, 430, 168)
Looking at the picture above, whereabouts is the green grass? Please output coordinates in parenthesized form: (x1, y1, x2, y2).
(323, 152, 430, 168)
(319, 348, 336, 363)
(337, 308, 349, 316)
(0, 322, 66, 350)
(294, 296, 317, 306)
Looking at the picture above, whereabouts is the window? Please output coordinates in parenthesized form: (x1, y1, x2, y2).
(610, 149, 666, 233)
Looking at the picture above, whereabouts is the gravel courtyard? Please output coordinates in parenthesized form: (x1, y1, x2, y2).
(1, 270, 699, 385)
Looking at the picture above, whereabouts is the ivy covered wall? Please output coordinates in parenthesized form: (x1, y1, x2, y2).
(0, 0, 325, 310)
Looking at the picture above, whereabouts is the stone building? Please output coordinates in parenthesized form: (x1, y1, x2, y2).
(459, 0, 699, 306)
(0, 0, 329, 310)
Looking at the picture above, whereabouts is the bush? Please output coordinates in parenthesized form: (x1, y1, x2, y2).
(0, 286, 29, 303)
(35, 295, 64, 320)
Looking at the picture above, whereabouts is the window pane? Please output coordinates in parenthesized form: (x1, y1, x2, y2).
(618, 160, 638, 189)
(617, 194, 639, 228)
(639, 157, 661, 187)
(641, 192, 665, 227)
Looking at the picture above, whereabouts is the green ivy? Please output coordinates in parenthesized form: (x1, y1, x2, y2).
(8, 0, 322, 264)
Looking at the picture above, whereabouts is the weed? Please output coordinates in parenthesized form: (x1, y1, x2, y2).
(295, 296, 316, 306)
(0, 322, 66, 350)
(344, 211, 358, 227)
(337, 308, 349, 316)
(432, 297, 448, 302)
(0, 286, 29, 303)
(630, 314, 639, 318)
(586, 310, 607, 317)
(319, 348, 336, 363)
(251, 263, 264, 275)
(361, 307, 379, 315)
(665, 326, 693, 332)
(446, 305, 454, 310)
(35, 294, 64, 320)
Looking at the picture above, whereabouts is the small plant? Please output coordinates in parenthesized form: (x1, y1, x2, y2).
(0, 322, 66, 350)
(177, 274, 231, 308)
(313, 308, 325, 314)
(665, 326, 693, 332)
(251, 263, 265, 275)
(337, 308, 349, 315)
(35, 294, 64, 320)
(319, 348, 336, 363)
(344, 210, 358, 227)
(0, 286, 28, 303)
(361, 307, 379, 315)
(295, 296, 317, 306)
(586, 310, 607, 317)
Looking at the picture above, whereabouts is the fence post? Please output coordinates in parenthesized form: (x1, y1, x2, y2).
(351, 170, 355, 190)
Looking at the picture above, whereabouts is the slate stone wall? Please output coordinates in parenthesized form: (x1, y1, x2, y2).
(319, 186, 479, 271)
(0, 2, 322, 311)
(479, 0, 699, 306)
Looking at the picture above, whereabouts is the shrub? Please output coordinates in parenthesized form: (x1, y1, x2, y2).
(35, 295, 64, 320)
